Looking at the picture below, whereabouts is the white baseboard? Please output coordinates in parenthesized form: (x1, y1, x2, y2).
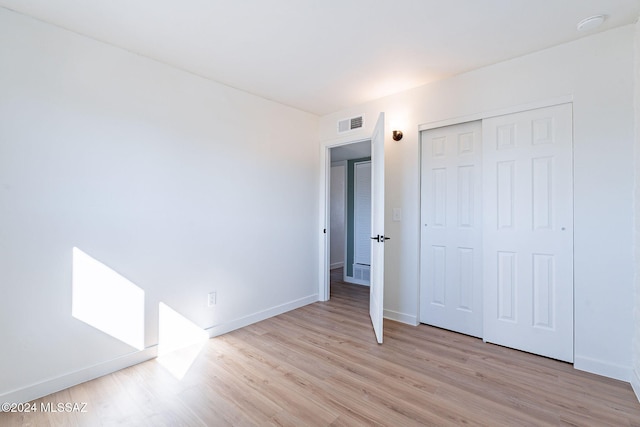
(1, 294, 319, 404)
(206, 294, 318, 338)
(0, 346, 158, 405)
(631, 369, 640, 403)
(383, 309, 419, 326)
(574, 355, 632, 382)
(330, 262, 344, 269)
(343, 276, 370, 286)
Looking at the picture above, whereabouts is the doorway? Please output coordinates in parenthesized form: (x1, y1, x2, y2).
(329, 141, 371, 291)
(320, 112, 386, 343)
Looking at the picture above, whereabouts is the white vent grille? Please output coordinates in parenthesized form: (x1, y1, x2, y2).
(353, 263, 370, 282)
(337, 114, 365, 133)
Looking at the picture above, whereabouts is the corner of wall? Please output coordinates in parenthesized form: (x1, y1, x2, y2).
(574, 356, 632, 382)
(632, 16, 640, 403)
(633, 363, 640, 403)
(632, 342, 640, 402)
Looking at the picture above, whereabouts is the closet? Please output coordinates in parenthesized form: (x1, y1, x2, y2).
(419, 103, 574, 362)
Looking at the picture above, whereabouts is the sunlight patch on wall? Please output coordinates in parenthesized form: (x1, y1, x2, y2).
(72, 247, 145, 350)
(157, 302, 208, 379)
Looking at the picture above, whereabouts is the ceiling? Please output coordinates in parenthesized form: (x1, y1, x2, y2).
(331, 141, 371, 163)
(1, 1, 638, 116)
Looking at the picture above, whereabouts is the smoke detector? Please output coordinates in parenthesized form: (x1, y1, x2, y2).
(577, 15, 606, 32)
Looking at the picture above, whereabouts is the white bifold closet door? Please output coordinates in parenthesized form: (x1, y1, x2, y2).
(483, 103, 574, 363)
(420, 120, 483, 338)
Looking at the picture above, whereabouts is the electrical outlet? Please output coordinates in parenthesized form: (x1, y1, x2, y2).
(207, 291, 216, 307)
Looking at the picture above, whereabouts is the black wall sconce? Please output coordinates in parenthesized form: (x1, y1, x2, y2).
(392, 130, 403, 141)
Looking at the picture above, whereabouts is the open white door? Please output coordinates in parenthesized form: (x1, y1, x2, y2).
(369, 112, 385, 344)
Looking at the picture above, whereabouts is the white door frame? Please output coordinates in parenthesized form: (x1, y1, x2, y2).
(319, 136, 371, 301)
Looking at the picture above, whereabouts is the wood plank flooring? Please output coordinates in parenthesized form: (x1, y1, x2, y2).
(3, 269, 640, 426)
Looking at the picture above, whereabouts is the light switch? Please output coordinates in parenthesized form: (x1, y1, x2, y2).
(392, 208, 402, 222)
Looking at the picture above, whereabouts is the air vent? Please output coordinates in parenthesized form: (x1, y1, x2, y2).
(353, 264, 370, 282)
(337, 114, 365, 133)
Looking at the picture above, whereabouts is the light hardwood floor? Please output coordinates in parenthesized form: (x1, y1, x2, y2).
(3, 269, 640, 426)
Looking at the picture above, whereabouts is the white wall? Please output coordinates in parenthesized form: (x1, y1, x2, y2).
(330, 163, 346, 268)
(0, 8, 319, 402)
(320, 25, 636, 381)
